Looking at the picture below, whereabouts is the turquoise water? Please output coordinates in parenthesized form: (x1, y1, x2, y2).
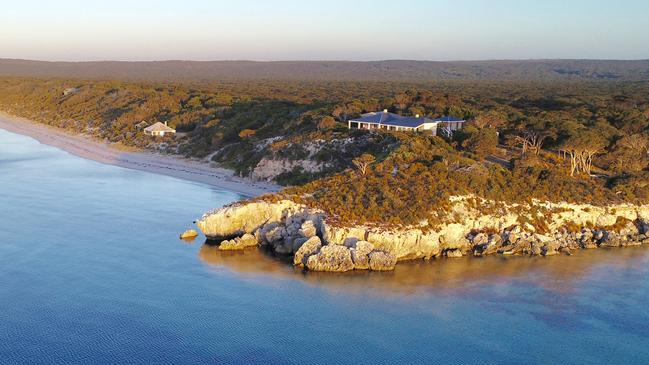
(1, 128, 649, 365)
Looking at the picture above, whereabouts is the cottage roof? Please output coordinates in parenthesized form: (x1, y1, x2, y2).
(144, 122, 175, 133)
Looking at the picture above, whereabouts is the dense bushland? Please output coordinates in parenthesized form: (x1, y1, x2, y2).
(0, 76, 647, 225)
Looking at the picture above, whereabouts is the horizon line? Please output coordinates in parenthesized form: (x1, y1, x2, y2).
(3, 57, 649, 63)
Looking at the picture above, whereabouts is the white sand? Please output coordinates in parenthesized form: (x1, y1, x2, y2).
(0, 112, 280, 197)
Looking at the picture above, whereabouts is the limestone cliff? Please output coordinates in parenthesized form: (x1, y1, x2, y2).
(196, 197, 649, 272)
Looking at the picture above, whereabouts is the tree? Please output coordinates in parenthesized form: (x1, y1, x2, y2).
(317, 116, 337, 131)
(611, 134, 649, 173)
(559, 129, 608, 177)
(332, 100, 364, 122)
(510, 117, 558, 156)
(474, 110, 507, 129)
(186, 96, 202, 109)
(394, 93, 410, 111)
(408, 106, 425, 117)
(461, 126, 498, 158)
(205, 93, 233, 107)
(352, 154, 375, 175)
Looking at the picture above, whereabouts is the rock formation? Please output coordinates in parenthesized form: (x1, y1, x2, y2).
(195, 197, 649, 272)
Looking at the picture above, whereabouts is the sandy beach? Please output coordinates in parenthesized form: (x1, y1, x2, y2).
(0, 112, 280, 197)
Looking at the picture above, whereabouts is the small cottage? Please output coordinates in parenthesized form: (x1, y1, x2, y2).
(144, 122, 176, 137)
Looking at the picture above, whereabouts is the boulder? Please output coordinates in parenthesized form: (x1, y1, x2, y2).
(306, 245, 354, 272)
(638, 219, 649, 234)
(444, 249, 463, 258)
(600, 232, 622, 247)
(489, 234, 503, 246)
(368, 251, 397, 271)
(299, 220, 317, 238)
(559, 247, 572, 256)
(343, 237, 359, 247)
(620, 221, 639, 236)
(218, 234, 258, 251)
(179, 229, 198, 239)
(439, 225, 471, 251)
(293, 236, 322, 267)
(264, 225, 284, 244)
(239, 233, 257, 247)
(581, 241, 598, 249)
(472, 232, 488, 245)
(507, 232, 519, 245)
(291, 237, 309, 253)
(540, 240, 560, 256)
(218, 239, 236, 250)
(523, 222, 536, 232)
(286, 222, 300, 237)
(350, 241, 374, 270)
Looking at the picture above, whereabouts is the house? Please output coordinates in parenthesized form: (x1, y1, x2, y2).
(144, 121, 176, 137)
(347, 110, 465, 136)
(135, 121, 149, 130)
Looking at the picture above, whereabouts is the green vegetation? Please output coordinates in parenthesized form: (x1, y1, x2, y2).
(282, 132, 648, 227)
(0, 76, 647, 227)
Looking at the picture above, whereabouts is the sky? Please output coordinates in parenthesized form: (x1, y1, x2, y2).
(1, 0, 648, 61)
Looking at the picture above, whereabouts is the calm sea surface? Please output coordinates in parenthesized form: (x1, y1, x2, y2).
(1, 128, 649, 365)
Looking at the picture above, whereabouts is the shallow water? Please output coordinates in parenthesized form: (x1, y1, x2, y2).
(1, 128, 648, 364)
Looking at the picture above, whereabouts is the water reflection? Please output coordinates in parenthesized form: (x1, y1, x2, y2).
(199, 243, 649, 297)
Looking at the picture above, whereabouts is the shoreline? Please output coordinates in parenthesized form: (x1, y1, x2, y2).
(0, 112, 280, 197)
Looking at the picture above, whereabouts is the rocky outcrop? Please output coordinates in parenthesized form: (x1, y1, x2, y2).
(196, 197, 649, 272)
(197, 200, 306, 241)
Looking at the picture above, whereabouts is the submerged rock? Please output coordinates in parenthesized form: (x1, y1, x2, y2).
(179, 229, 199, 239)
(306, 245, 354, 272)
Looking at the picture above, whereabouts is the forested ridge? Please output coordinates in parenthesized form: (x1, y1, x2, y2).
(2, 59, 649, 82)
(0, 75, 647, 226)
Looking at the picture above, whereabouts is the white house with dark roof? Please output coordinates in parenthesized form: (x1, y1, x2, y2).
(347, 110, 465, 136)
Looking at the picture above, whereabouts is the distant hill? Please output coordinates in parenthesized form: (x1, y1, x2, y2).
(1, 59, 648, 82)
